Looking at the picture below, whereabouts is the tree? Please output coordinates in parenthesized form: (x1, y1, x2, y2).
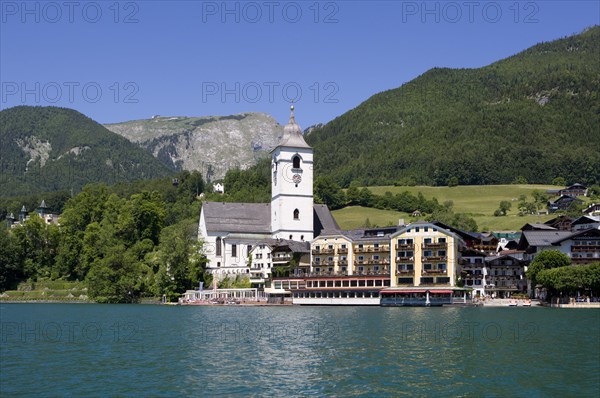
(85, 246, 150, 303)
(314, 176, 346, 209)
(552, 177, 566, 186)
(447, 176, 459, 187)
(531, 190, 549, 213)
(495, 200, 512, 216)
(527, 250, 572, 291)
(513, 176, 528, 184)
(152, 220, 205, 301)
(0, 228, 23, 291)
(537, 263, 600, 294)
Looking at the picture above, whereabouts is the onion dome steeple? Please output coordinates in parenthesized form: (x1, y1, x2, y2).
(277, 105, 311, 149)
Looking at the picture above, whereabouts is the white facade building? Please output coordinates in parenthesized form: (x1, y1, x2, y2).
(198, 106, 338, 279)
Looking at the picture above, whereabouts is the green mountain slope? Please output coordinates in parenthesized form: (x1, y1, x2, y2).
(0, 106, 175, 196)
(307, 26, 600, 187)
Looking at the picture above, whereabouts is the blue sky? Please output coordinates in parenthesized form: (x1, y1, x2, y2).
(1, 1, 598, 127)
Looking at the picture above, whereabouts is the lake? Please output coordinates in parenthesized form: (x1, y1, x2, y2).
(1, 304, 599, 397)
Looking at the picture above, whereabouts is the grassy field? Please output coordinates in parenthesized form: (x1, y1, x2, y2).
(333, 184, 576, 231)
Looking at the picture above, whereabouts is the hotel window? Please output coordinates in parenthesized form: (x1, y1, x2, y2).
(438, 250, 446, 257)
(420, 277, 434, 284)
(374, 243, 379, 248)
(424, 238, 432, 244)
(475, 280, 482, 285)
(293, 209, 299, 220)
(424, 227, 429, 232)
(315, 257, 321, 263)
(328, 257, 334, 262)
(341, 256, 347, 261)
(374, 266, 379, 272)
(373, 255, 380, 260)
(315, 267, 321, 273)
(438, 238, 446, 243)
(328, 245, 333, 249)
(424, 263, 432, 270)
(398, 278, 413, 284)
(358, 256, 364, 261)
(341, 244, 347, 249)
(315, 245, 320, 250)
(216, 237, 222, 256)
(424, 250, 432, 257)
(341, 266, 347, 272)
(436, 277, 450, 284)
(359, 244, 364, 249)
(439, 264, 447, 271)
(415, 227, 420, 232)
(358, 266, 364, 272)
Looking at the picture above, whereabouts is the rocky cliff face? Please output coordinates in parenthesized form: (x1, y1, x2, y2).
(105, 113, 283, 181)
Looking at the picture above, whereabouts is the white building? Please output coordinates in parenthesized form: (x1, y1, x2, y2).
(198, 106, 338, 279)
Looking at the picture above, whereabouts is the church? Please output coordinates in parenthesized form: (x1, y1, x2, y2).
(197, 106, 339, 282)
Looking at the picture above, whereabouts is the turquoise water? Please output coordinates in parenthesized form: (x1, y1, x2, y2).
(1, 304, 599, 397)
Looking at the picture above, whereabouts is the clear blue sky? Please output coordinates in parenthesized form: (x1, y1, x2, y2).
(1, 1, 598, 127)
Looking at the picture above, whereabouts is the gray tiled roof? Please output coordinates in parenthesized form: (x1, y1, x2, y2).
(314, 204, 340, 235)
(520, 230, 573, 247)
(203, 202, 271, 234)
(203, 202, 339, 237)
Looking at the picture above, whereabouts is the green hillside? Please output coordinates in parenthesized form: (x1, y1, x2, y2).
(333, 185, 566, 231)
(307, 26, 600, 187)
(0, 106, 175, 196)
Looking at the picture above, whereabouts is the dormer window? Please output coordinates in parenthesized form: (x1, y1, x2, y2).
(292, 155, 301, 169)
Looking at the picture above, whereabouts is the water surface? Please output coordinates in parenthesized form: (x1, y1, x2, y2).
(1, 304, 599, 397)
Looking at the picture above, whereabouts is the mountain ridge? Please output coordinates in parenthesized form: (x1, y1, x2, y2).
(0, 106, 175, 196)
(104, 112, 284, 182)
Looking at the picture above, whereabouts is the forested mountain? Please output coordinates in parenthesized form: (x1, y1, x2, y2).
(0, 106, 175, 196)
(307, 26, 600, 187)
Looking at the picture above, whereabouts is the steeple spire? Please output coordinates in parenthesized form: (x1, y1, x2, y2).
(278, 105, 311, 149)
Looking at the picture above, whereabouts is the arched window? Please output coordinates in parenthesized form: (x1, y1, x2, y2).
(292, 155, 301, 169)
(216, 237, 222, 256)
(293, 209, 299, 220)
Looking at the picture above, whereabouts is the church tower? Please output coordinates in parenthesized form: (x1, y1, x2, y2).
(271, 106, 314, 241)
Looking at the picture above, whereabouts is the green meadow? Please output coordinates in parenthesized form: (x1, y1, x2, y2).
(333, 185, 567, 231)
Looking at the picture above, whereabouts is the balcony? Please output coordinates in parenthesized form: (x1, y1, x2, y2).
(572, 245, 600, 253)
(354, 270, 391, 277)
(396, 269, 415, 276)
(422, 243, 447, 250)
(396, 244, 413, 250)
(305, 271, 349, 278)
(422, 269, 448, 275)
(396, 256, 414, 262)
(272, 255, 292, 262)
(339, 260, 348, 266)
(312, 248, 335, 255)
(353, 246, 390, 253)
(422, 256, 447, 262)
(338, 248, 348, 254)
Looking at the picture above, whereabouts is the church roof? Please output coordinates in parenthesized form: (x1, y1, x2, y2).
(202, 202, 338, 237)
(203, 202, 271, 234)
(277, 105, 311, 149)
(314, 203, 341, 235)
